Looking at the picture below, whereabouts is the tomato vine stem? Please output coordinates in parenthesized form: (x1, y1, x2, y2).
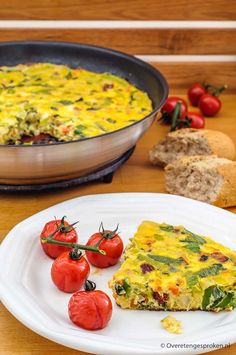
(47, 216, 79, 238)
(94, 222, 119, 247)
(41, 237, 106, 255)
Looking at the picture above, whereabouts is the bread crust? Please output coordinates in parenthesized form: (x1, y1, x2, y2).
(214, 163, 236, 207)
(165, 155, 236, 208)
(203, 130, 235, 160)
(150, 128, 235, 167)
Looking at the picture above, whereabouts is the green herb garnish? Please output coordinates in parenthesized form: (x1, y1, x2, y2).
(202, 285, 217, 309)
(106, 118, 116, 124)
(74, 124, 86, 136)
(95, 122, 107, 132)
(104, 98, 112, 105)
(36, 89, 51, 94)
(182, 229, 206, 244)
(186, 264, 225, 287)
(7, 88, 15, 94)
(59, 100, 73, 105)
(148, 254, 184, 266)
(129, 91, 137, 102)
(180, 239, 201, 253)
(154, 234, 164, 241)
(197, 264, 224, 278)
(180, 229, 206, 254)
(65, 71, 72, 80)
(212, 292, 234, 308)
(115, 284, 126, 296)
(123, 278, 131, 296)
(202, 285, 235, 310)
(186, 274, 199, 287)
(159, 225, 175, 232)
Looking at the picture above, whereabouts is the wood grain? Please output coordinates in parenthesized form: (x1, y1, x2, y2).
(0, 70, 236, 355)
(0, 93, 236, 355)
(151, 62, 236, 93)
(0, 0, 235, 20)
(0, 28, 236, 55)
(0, 95, 235, 236)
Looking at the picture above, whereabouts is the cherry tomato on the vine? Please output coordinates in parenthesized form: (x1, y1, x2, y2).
(40, 217, 78, 259)
(188, 83, 207, 106)
(85, 224, 123, 268)
(187, 112, 205, 129)
(51, 250, 90, 293)
(68, 290, 112, 330)
(199, 94, 222, 117)
(161, 96, 188, 123)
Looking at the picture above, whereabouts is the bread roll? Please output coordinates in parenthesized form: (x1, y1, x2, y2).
(150, 128, 235, 167)
(165, 155, 236, 207)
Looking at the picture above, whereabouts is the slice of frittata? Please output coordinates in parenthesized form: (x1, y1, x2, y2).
(109, 221, 236, 312)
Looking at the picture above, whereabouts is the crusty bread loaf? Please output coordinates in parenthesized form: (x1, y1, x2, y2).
(150, 128, 235, 167)
(165, 155, 236, 207)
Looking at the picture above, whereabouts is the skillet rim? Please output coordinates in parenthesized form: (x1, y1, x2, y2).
(0, 40, 169, 148)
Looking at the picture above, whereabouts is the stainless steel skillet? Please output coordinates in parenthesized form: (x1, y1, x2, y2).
(0, 41, 168, 184)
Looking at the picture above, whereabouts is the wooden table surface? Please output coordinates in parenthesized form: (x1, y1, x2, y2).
(0, 94, 236, 355)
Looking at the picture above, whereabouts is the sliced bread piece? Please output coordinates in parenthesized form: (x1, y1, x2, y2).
(150, 128, 235, 167)
(165, 155, 236, 207)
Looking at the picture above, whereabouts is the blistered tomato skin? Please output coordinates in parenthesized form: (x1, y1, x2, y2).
(40, 219, 78, 259)
(51, 252, 90, 293)
(86, 232, 124, 268)
(68, 290, 112, 330)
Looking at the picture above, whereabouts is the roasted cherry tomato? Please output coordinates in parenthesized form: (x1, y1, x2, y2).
(68, 290, 112, 330)
(187, 112, 205, 129)
(40, 217, 78, 259)
(21, 133, 57, 144)
(199, 94, 221, 117)
(188, 83, 207, 106)
(161, 96, 188, 123)
(85, 224, 123, 268)
(51, 250, 90, 293)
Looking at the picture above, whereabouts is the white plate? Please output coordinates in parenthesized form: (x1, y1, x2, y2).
(0, 193, 236, 355)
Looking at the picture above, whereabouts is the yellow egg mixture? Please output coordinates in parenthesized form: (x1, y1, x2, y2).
(0, 63, 153, 144)
(161, 315, 182, 334)
(109, 221, 236, 312)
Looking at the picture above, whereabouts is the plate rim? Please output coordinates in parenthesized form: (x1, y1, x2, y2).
(1, 192, 236, 355)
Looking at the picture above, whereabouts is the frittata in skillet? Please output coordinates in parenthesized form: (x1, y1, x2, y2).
(0, 63, 153, 145)
(109, 221, 236, 312)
